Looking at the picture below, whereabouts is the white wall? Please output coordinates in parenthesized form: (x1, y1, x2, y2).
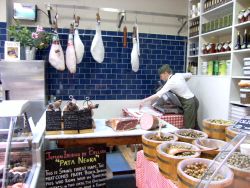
(10, 0, 188, 36)
(0, 0, 7, 22)
(187, 76, 231, 127)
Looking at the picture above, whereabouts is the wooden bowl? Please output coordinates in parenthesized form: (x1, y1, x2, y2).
(202, 119, 234, 141)
(142, 132, 178, 162)
(177, 158, 234, 188)
(227, 152, 250, 188)
(193, 138, 227, 159)
(174, 129, 208, 143)
(156, 141, 200, 181)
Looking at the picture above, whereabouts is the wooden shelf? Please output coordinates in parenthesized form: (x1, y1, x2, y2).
(202, 1, 233, 17)
(232, 76, 250, 79)
(188, 55, 199, 58)
(189, 35, 199, 40)
(235, 21, 250, 29)
(233, 48, 250, 54)
(200, 51, 231, 57)
(192, 75, 230, 78)
(188, 15, 200, 21)
(230, 101, 250, 107)
(201, 26, 232, 38)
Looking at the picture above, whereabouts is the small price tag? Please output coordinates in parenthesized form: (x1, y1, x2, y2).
(233, 117, 250, 131)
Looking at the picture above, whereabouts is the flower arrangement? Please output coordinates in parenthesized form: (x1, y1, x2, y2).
(8, 22, 52, 50)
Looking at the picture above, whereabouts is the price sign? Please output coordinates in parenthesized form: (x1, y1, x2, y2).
(233, 117, 250, 131)
(45, 145, 106, 188)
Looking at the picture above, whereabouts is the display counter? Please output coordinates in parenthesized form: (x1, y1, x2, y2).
(41, 111, 178, 146)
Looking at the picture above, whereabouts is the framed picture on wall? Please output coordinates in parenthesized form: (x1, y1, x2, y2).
(4, 41, 20, 61)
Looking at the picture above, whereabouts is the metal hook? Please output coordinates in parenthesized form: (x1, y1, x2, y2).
(69, 95, 74, 100)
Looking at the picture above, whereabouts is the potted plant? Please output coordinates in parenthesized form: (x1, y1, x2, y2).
(8, 21, 52, 60)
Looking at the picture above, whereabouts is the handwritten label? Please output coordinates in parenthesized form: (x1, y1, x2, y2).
(63, 111, 79, 130)
(234, 118, 250, 131)
(63, 110, 93, 130)
(45, 145, 106, 188)
(78, 109, 93, 129)
(46, 111, 62, 131)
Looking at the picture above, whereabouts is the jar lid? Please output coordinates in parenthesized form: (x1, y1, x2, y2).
(240, 88, 250, 92)
(244, 57, 250, 61)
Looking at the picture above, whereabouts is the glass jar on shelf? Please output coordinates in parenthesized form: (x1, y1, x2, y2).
(244, 8, 250, 22)
(238, 10, 246, 23)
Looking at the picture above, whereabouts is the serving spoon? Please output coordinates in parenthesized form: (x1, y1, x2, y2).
(167, 147, 218, 155)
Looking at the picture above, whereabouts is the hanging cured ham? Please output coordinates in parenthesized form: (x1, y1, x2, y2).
(130, 26, 139, 72)
(49, 22, 65, 71)
(91, 13, 105, 63)
(66, 24, 77, 73)
(74, 16, 84, 64)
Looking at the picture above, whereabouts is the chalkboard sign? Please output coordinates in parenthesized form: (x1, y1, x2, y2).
(233, 118, 250, 131)
(78, 109, 93, 129)
(63, 111, 79, 130)
(45, 145, 106, 188)
(46, 111, 62, 131)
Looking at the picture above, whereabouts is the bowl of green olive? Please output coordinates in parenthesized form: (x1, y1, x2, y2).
(177, 158, 234, 188)
(142, 132, 178, 162)
(156, 141, 200, 181)
(226, 152, 250, 188)
(174, 129, 208, 143)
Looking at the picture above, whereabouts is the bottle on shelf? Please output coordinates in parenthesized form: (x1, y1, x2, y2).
(235, 31, 241, 50)
(242, 29, 248, 49)
(0, 74, 3, 102)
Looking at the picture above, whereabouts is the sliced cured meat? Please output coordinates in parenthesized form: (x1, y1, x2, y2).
(106, 118, 138, 131)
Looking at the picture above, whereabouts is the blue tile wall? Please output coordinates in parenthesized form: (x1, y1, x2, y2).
(37, 28, 187, 100)
(0, 22, 7, 60)
(0, 23, 187, 100)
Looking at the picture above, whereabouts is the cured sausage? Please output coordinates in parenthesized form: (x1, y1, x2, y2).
(123, 26, 127, 48)
(140, 113, 159, 130)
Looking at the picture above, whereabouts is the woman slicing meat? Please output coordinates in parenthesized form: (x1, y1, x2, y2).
(139, 64, 199, 130)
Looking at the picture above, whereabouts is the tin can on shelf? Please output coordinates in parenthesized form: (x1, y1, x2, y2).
(219, 60, 227, 75)
(210, 20, 215, 31)
(224, 16, 229, 27)
(229, 14, 233, 26)
(206, 22, 211, 32)
(214, 19, 219, 30)
(226, 60, 231, 75)
(208, 61, 214, 75)
(219, 17, 224, 28)
(201, 62, 208, 75)
(213, 60, 219, 75)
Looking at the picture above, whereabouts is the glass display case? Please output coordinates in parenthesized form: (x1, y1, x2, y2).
(0, 115, 44, 188)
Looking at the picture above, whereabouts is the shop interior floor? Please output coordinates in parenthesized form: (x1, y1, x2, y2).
(106, 149, 136, 188)
(106, 149, 135, 175)
(106, 174, 136, 188)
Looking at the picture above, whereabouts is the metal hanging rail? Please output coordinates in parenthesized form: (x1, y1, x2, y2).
(48, 3, 187, 19)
